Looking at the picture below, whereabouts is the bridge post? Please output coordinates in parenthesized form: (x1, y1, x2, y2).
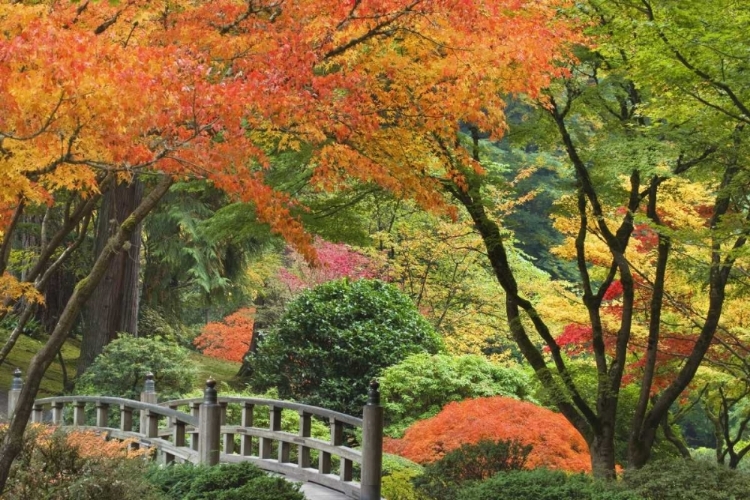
(7, 368, 22, 418)
(140, 372, 157, 432)
(361, 379, 383, 500)
(198, 378, 221, 465)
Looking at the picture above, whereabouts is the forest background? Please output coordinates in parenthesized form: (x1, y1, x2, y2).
(0, 0, 749, 494)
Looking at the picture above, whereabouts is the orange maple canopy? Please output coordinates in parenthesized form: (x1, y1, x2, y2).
(0, 0, 578, 260)
(384, 396, 592, 473)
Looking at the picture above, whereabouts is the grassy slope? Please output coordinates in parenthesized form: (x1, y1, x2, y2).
(0, 333, 81, 397)
(188, 351, 244, 391)
(1, 330, 242, 397)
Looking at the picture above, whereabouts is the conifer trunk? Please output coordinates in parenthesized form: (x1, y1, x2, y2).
(77, 179, 144, 376)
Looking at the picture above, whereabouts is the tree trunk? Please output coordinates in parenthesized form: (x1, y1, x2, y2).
(628, 426, 658, 469)
(590, 432, 617, 480)
(237, 312, 263, 378)
(0, 175, 172, 494)
(39, 264, 76, 337)
(77, 179, 144, 375)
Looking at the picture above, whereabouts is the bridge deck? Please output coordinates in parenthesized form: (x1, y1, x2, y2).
(299, 481, 354, 500)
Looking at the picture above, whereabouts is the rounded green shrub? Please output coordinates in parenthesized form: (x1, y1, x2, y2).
(623, 458, 750, 500)
(383, 469, 428, 500)
(249, 279, 442, 415)
(414, 439, 533, 500)
(381, 454, 426, 500)
(381, 353, 534, 436)
(146, 462, 303, 500)
(76, 335, 196, 401)
(456, 469, 641, 500)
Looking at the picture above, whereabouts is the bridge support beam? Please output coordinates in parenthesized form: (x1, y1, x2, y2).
(361, 380, 383, 500)
(198, 378, 221, 465)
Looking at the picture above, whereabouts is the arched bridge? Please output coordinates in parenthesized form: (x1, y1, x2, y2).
(8, 371, 383, 500)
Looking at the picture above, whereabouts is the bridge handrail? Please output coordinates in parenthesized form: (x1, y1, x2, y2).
(33, 395, 199, 427)
(160, 397, 363, 427)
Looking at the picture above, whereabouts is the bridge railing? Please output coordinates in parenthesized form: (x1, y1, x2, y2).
(6, 369, 383, 500)
(159, 394, 368, 498)
(28, 392, 202, 465)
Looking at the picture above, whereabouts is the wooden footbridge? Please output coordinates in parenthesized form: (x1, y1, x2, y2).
(6, 370, 383, 500)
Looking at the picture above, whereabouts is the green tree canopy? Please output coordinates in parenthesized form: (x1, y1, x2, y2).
(248, 279, 442, 415)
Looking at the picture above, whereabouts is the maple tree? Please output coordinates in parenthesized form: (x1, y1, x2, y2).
(383, 213, 526, 358)
(384, 396, 592, 473)
(0, 0, 578, 488)
(390, 0, 750, 478)
(194, 307, 255, 363)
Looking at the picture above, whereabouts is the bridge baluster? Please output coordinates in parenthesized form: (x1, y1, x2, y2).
(240, 403, 254, 456)
(330, 418, 352, 481)
(319, 449, 332, 474)
(330, 417, 344, 445)
(260, 405, 281, 459)
(165, 418, 186, 464)
(145, 409, 159, 438)
(219, 402, 234, 454)
(189, 401, 201, 451)
(120, 405, 133, 431)
(31, 403, 43, 423)
(173, 420, 186, 447)
(96, 402, 109, 427)
(330, 418, 352, 480)
(51, 402, 64, 424)
(276, 406, 290, 463)
(73, 401, 86, 426)
(298, 410, 312, 468)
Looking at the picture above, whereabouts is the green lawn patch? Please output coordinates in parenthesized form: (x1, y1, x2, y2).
(1, 329, 242, 397)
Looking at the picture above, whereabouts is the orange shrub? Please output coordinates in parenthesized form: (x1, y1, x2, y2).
(194, 307, 255, 362)
(64, 429, 150, 459)
(384, 396, 591, 473)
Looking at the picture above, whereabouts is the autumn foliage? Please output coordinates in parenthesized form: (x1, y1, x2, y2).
(1, 424, 149, 460)
(277, 239, 385, 294)
(384, 396, 591, 473)
(194, 307, 255, 363)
